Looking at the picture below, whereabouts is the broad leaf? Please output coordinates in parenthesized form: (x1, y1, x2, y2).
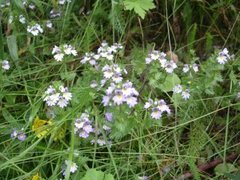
(123, 0, 155, 19)
(159, 73, 181, 92)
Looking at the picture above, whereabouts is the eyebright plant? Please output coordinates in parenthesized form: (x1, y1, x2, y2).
(1, 1, 240, 179)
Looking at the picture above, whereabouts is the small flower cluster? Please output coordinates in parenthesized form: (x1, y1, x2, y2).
(217, 48, 230, 65)
(52, 44, 77, 61)
(145, 50, 177, 73)
(91, 124, 112, 146)
(144, 99, 171, 120)
(11, 129, 27, 141)
(172, 84, 190, 100)
(2, 60, 10, 70)
(62, 160, 78, 176)
(80, 41, 123, 66)
(74, 112, 112, 146)
(102, 81, 139, 108)
(74, 113, 94, 138)
(27, 23, 43, 36)
(182, 63, 199, 73)
(43, 85, 72, 108)
(102, 64, 125, 83)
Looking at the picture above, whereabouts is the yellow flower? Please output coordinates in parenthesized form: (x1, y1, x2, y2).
(31, 173, 42, 180)
(32, 116, 53, 138)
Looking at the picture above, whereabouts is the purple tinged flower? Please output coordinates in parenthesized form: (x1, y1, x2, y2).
(112, 90, 124, 105)
(146, 99, 171, 119)
(163, 60, 177, 73)
(112, 73, 123, 83)
(102, 95, 111, 106)
(144, 99, 153, 109)
(183, 64, 190, 73)
(145, 56, 153, 64)
(217, 48, 230, 65)
(74, 113, 94, 139)
(11, 129, 18, 138)
(151, 107, 162, 120)
(105, 112, 113, 122)
(17, 132, 27, 141)
(173, 84, 183, 94)
(126, 96, 138, 108)
(138, 176, 149, 180)
(103, 125, 111, 132)
(57, 97, 68, 108)
(157, 99, 171, 114)
(2, 60, 10, 70)
(97, 138, 106, 146)
(192, 63, 199, 72)
(50, 9, 61, 18)
(11, 129, 27, 141)
(182, 89, 190, 100)
(106, 83, 116, 95)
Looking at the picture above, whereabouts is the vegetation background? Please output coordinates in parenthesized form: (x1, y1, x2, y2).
(0, 0, 240, 179)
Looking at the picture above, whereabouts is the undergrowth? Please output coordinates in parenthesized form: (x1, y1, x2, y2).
(0, 0, 240, 180)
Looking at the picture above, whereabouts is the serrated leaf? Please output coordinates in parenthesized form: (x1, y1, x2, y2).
(159, 73, 181, 92)
(123, 0, 155, 19)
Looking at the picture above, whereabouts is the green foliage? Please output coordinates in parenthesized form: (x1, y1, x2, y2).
(1, 0, 240, 179)
(123, 0, 155, 19)
(159, 73, 181, 92)
(82, 169, 114, 180)
(7, 35, 19, 61)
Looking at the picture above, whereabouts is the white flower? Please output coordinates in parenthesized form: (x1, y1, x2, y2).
(182, 89, 190, 100)
(46, 20, 53, 29)
(112, 90, 124, 105)
(62, 160, 78, 176)
(173, 84, 182, 94)
(163, 60, 177, 73)
(157, 100, 171, 114)
(62, 92, 72, 101)
(19, 15, 26, 24)
(182, 64, 190, 73)
(192, 63, 199, 72)
(57, 97, 68, 108)
(217, 48, 230, 65)
(144, 99, 153, 109)
(52, 44, 77, 61)
(151, 108, 162, 119)
(217, 55, 228, 65)
(27, 23, 43, 36)
(44, 85, 72, 108)
(2, 60, 10, 70)
(125, 96, 138, 107)
(54, 53, 64, 61)
(59, 0, 71, 5)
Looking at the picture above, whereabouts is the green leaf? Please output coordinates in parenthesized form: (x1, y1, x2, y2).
(82, 169, 114, 180)
(60, 71, 76, 81)
(159, 73, 181, 92)
(123, 0, 155, 19)
(7, 35, 19, 61)
(214, 163, 237, 175)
